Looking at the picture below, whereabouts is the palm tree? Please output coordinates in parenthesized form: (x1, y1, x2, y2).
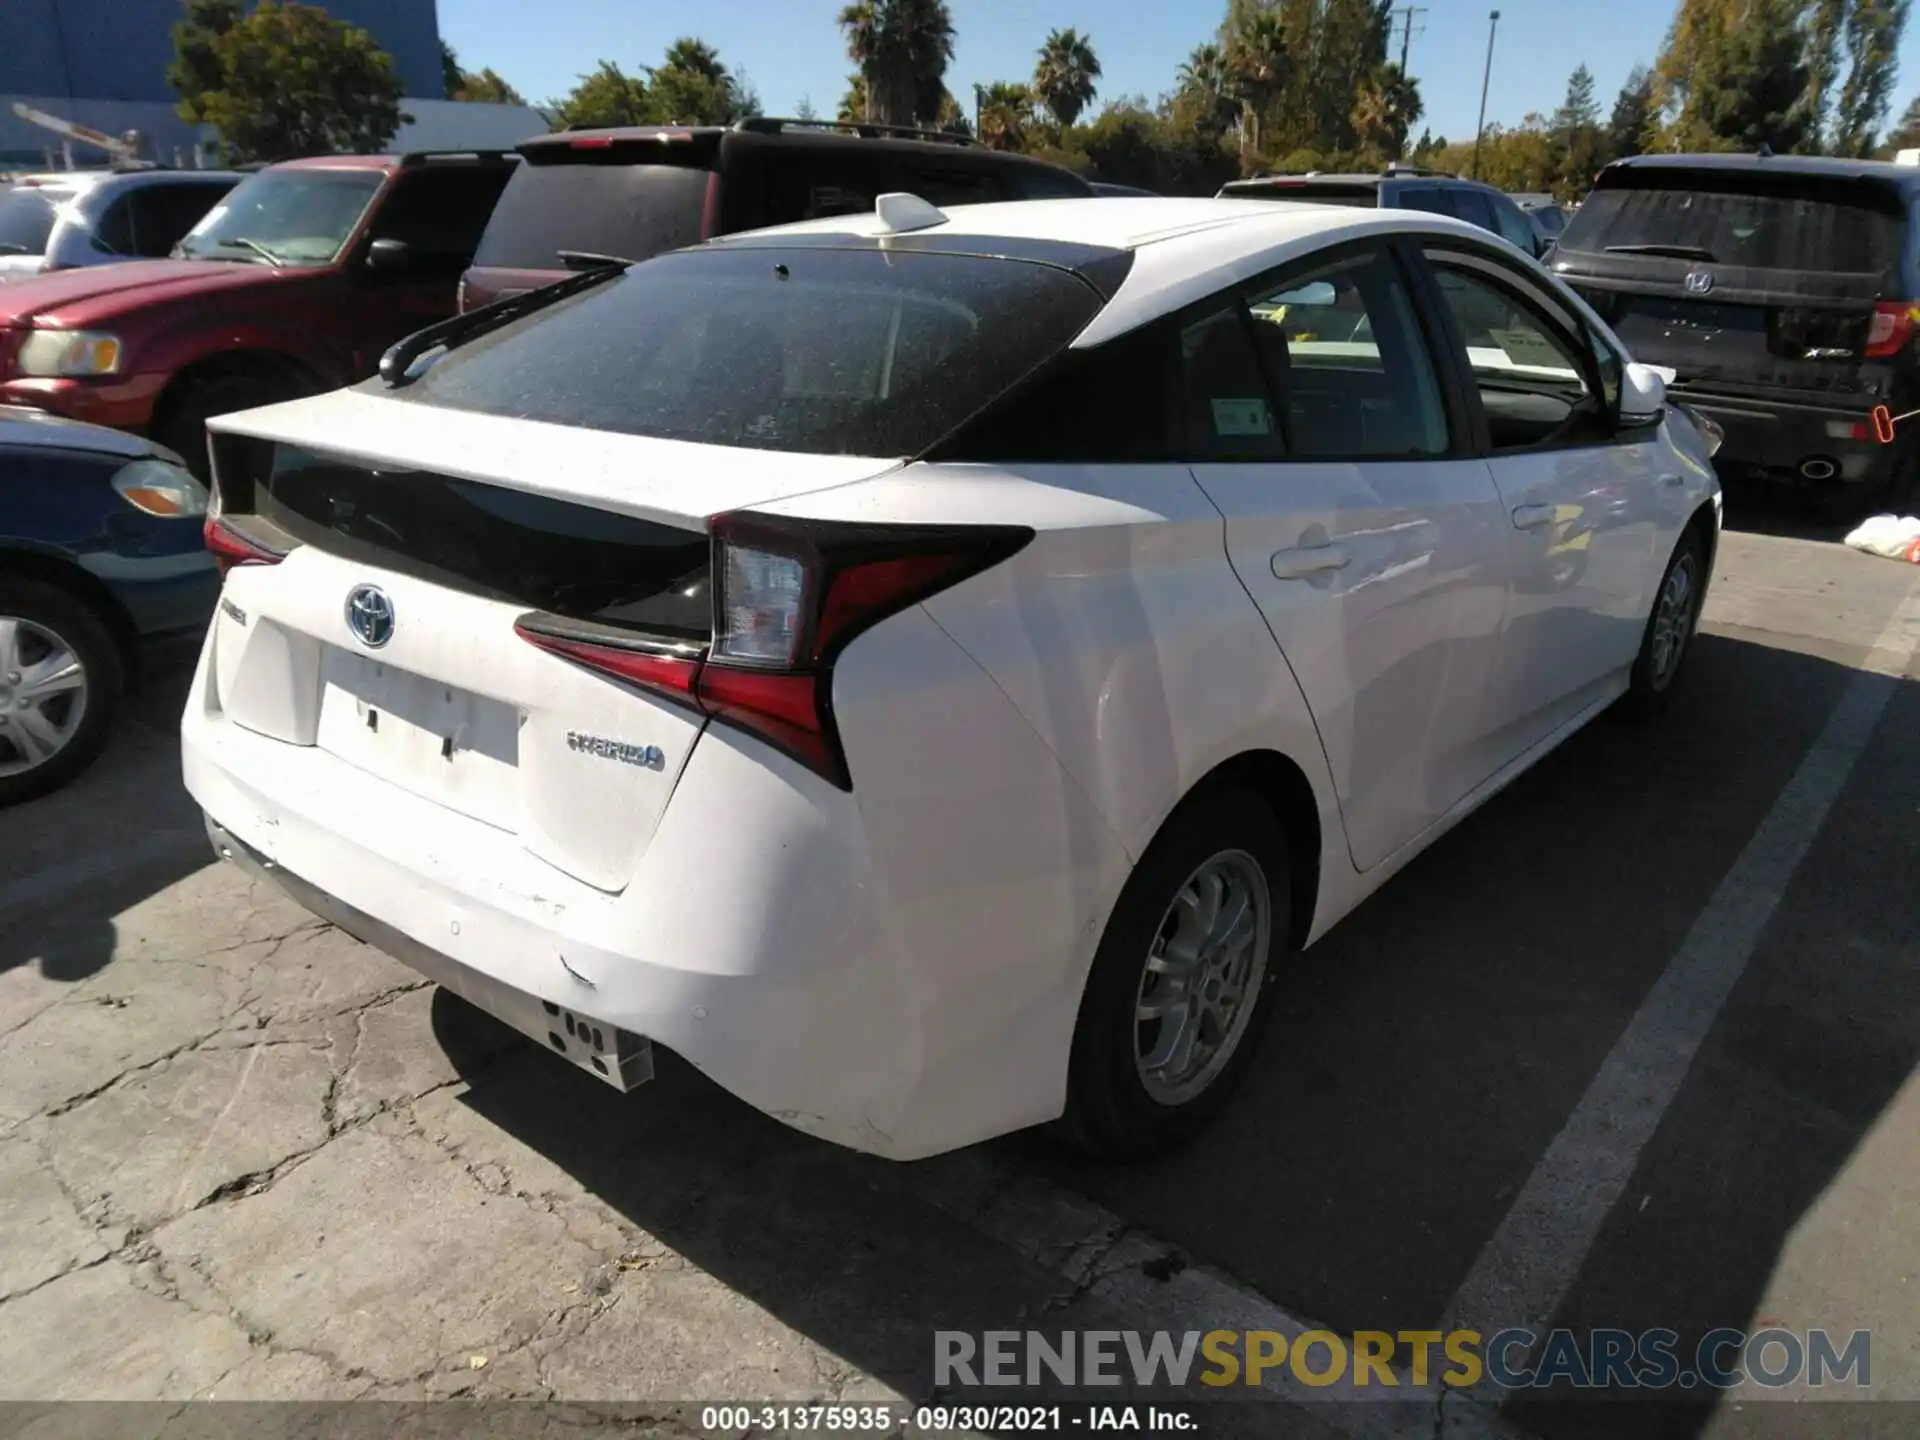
(1177, 42, 1240, 137)
(975, 81, 1034, 151)
(1033, 28, 1101, 131)
(838, 0, 956, 127)
(1225, 7, 1289, 158)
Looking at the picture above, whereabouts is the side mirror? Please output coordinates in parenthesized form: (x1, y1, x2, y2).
(1621, 361, 1670, 422)
(366, 238, 410, 271)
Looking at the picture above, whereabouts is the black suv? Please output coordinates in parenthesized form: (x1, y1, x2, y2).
(460, 117, 1094, 310)
(1551, 153, 1920, 507)
(1218, 166, 1551, 260)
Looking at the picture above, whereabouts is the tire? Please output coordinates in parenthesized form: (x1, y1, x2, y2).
(1060, 786, 1291, 1160)
(1620, 528, 1707, 718)
(0, 578, 125, 807)
(156, 373, 294, 480)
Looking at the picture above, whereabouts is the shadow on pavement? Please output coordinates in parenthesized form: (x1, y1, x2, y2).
(432, 627, 1916, 1440)
(0, 665, 208, 983)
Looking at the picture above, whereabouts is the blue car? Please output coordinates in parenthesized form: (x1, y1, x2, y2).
(1, 406, 217, 803)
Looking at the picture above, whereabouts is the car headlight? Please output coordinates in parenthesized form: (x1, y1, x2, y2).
(111, 457, 208, 517)
(16, 329, 122, 377)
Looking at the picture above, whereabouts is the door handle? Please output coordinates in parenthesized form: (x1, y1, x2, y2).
(1658, 473, 1686, 488)
(1271, 543, 1349, 579)
(1512, 503, 1556, 530)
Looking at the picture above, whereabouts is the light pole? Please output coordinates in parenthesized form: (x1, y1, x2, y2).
(1471, 9, 1500, 181)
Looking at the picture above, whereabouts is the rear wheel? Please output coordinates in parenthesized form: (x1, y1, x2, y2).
(1061, 786, 1290, 1159)
(0, 579, 124, 806)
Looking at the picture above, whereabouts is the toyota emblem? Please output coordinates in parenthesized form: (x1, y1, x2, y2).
(1683, 270, 1714, 296)
(345, 584, 395, 649)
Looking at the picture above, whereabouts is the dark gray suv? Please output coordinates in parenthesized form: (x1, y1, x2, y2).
(1219, 166, 1551, 261)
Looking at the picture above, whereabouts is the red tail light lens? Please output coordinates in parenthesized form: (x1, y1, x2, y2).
(1865, 301, 1919, 358)
(516, 514, 1031, 788)
(204, 514, 285, 577)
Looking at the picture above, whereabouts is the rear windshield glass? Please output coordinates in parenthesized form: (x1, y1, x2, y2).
(1558, 170, 1906, 275)
(472, 160, 711, 270)
(0, 187, 73, 255)
(384, 245, 1107, 456)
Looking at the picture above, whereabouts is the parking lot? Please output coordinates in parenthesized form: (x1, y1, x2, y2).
(2, 490, 1917, 1439)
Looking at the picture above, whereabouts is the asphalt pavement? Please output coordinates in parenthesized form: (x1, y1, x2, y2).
(1, 487, 1917, 1440)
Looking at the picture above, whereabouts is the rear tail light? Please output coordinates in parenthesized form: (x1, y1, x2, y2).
(204, 514, 285, 577)
(517, 514, 1032, 788)
(1864, 301, 1920, 358)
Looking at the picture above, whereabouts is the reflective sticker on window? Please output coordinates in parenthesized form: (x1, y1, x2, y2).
(1212, 397, 1272, 436)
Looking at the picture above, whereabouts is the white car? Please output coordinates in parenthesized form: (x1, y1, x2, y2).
(182, 195, 1722, 1161)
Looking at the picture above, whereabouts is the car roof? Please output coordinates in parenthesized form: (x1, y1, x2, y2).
(717, 195, 1518, 347)
(520, 121, 1058, 167)
(1607, 151, 1920, 193)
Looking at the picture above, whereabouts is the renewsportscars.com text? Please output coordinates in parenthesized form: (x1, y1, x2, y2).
(935, 1327, 1871, 1392)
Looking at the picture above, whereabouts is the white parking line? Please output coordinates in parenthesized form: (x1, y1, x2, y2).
(1442, 576, 1920, 1348)
(0, 830, 207, 915)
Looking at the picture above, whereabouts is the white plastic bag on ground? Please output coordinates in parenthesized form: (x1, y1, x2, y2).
(1843, 513, 1920, 562)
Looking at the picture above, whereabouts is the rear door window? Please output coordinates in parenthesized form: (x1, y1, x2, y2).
(472, 158, 711, 270)
(1244, 246, 1450, 459)
(386, 245, 1108, 456)
(761, 152, 887, 226)
(1558, 170, 1906, 277)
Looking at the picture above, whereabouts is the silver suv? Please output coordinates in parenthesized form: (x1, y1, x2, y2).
(0, 169, 240, 281)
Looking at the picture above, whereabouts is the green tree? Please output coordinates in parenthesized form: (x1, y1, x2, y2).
(1605, 65, 1656, 163)
(439, 38, 463, 98)
(1878, 90, 1920, 151)
(975, 81, 1034, 150)
(936, 88, 973, 136)
(796, 95, 820, 121)
(645, 38, 756, 124)
(1173, 42, 1239, 139)
(1681, 0, 1815, 151)
(838, 0, 956, 127)
(1351, 61, 1421, 165)
(1548, 64, 1603, 197)
(838, 72, 869, 122)
(452, 67, 526, 105)
(172, 0, 407, 161)
(555, 60, 650, 129)
(1225, 5, 1290, 159)
(1833, 0, 1911, 155)
(166, 0, 242, 115)
(1034, 28, 1102, 130)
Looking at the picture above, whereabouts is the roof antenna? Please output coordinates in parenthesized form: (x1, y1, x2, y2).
(874, 192, 947, 234)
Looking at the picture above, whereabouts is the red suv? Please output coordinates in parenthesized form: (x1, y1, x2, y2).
(0, 151, 516, 474)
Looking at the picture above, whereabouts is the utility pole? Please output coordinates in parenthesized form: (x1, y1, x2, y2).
(1393, 5, 1428, 74)
(1472, 10, 1501, 181)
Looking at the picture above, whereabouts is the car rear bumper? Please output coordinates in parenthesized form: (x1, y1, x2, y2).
(180, 607, 1113, 1160)
(1671, 386, 1899, 485)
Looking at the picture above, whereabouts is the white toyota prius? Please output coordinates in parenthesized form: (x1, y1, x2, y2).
(182, 195, 1722, 1161)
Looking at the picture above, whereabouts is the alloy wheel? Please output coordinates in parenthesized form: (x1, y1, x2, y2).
(1647, 553, 1697, 691)
(0, 615, 90, 779)
(1133, 849, 1272, 1106)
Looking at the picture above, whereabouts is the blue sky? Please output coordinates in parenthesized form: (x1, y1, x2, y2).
(438, 0, 1920, 144)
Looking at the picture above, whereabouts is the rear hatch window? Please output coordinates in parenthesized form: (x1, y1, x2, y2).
(471, 139, 718, 273)
(390, 243, 1109, 455)
(0, 186, 74, 256)
(1556, 168, 1910, 392)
